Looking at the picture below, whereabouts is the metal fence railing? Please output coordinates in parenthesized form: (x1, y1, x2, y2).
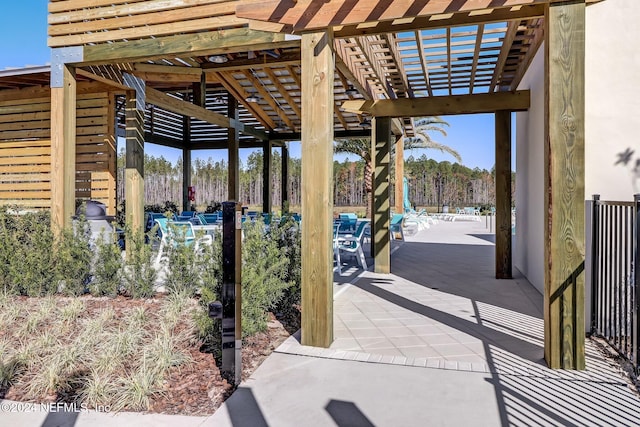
(590, 194, 639, 372)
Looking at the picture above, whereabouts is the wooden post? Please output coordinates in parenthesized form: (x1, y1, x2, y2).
(394, 134, 405, 214)
(50, 64, 76, 233)
(185, 76, 207, 210)
(301, 30, 334, 348)
(105, 92, 117, 216)
(263, 139, 272, 214)
(495, 110, 512, 279)
(182, 94, 192, 213)
(373, 117, 391, 274)
(228, 94, 240, 201)
(124, 87, 145, 237)
(282, 143, 289, 213)
(544, 1, 586, 370)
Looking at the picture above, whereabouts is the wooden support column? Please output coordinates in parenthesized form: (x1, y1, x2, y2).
(495, 110, 512, 279)
(263, 139, 272, 214)
(394, 133, 405, 214)
(50, 64, 76, 233)
(228, 94, 240, 201)
(123, 75, 145, 237)
(105, 92, 117, 216)
(281, 143, 289, 213)
(301, 30, 334, 348)
(544, 1, 586, 370)
(185, 75, 207, 210)
(373, 117, 391, 274)
(182, 93, 192, 212)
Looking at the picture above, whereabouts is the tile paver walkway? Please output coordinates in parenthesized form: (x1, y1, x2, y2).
(278, 219, 629, 380)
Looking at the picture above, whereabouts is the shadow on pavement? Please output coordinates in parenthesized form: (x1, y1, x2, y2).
(225, 387, 268, 427)
(326, 399, 375, 427)
(354, 278, 545, 366)
(41, 410, 79, 427)
(391, 241, 543, 318)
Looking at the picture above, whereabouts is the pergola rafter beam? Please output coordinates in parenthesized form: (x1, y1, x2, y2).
(145, 86, 269, 140)
(355, 36, 392, 99)
(236, 1, 560, 35)
(214, 70, 275, 130)
(490, 20, 520, 93)
(415, 30, 433, 97)
(335, 39, 374, 100)
(242, 69, 294, 129)
(469, 24, 485, 94)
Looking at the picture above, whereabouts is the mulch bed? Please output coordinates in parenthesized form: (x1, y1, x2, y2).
(1, 295, 298, 417)
(150, 314, 293, 416)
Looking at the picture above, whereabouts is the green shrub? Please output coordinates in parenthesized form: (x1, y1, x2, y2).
(0, 208, 57, 296)
(272, 218, 302, 325)
(163, 223, 203, 295)
(122, 227, 157, 298)
(193, 231, 222, 352)
(90, 231, 124, 297)
(240, 219, 290, 337)
(55, 217, 92, 296)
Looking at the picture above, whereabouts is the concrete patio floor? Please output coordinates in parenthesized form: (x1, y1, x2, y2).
(209, 219, 640, 426)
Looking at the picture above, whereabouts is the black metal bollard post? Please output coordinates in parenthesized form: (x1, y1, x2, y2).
(220, 201, 242, 385)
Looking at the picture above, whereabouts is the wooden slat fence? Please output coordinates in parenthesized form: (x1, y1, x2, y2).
(0, 90, 116, 213)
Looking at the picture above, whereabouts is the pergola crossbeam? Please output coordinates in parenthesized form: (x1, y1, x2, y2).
(342, 91, 530, 117)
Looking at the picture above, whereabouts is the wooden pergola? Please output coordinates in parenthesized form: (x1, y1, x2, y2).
(38, 0, 593, 369)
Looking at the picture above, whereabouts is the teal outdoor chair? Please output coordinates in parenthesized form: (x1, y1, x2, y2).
(390, 214, 405, 240)
(336, 220, 368, 274)
(154, 218, 213, 264)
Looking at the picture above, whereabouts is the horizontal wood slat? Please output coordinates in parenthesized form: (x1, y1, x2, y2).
(0, 90, 116, 212)
(48, 0, 244, 47)
(0, 190, 51, 199)
(0, 199, 52, 208)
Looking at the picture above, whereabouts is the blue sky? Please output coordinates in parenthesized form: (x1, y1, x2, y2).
(0, 1, 509, 171)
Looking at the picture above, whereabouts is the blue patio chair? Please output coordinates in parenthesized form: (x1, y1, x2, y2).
(195, 213, 208, 225)
(202, 212, 220, 224)
(145, 212, 166, 232)
(177, 210, 196, 221)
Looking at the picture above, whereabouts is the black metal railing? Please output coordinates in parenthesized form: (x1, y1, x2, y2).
(590, 194, 639, 372)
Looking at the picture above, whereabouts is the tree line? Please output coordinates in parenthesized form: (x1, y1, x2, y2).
(116, 149, 504, 211)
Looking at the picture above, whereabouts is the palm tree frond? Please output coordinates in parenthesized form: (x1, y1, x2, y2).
(403, 116, 461, 163)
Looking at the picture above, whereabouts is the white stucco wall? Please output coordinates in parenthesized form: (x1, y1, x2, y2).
(515, 0, 640, 294)
(585, 0, 640, 200)
(515, 48, 545, 294)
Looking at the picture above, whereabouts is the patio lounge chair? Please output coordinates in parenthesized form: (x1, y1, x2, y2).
(154, 218, 213, 264)
(336, 220, 368, 274)
(390, 213, 405, 240)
